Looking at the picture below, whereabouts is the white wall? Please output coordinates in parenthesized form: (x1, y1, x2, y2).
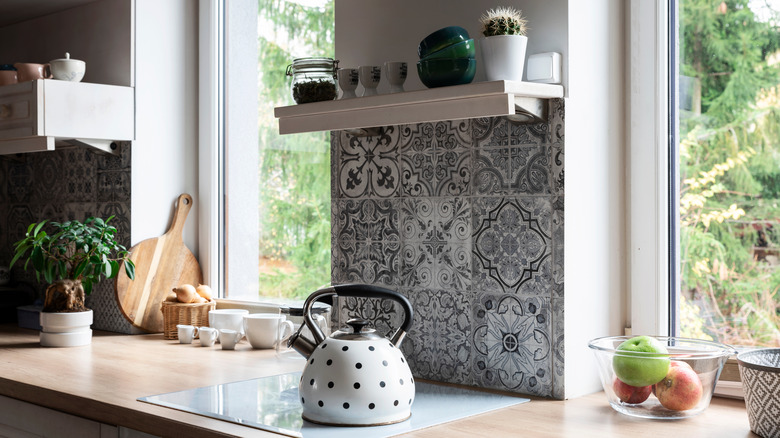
(564, 0, 627, 398)
(335, 0, 568, 94)
(132, 0, 199, 253)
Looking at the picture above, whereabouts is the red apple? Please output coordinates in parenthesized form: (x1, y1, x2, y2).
(613, 378, 652, 404)
(654, 363, 703, 410)
(652, 361, 694, 396)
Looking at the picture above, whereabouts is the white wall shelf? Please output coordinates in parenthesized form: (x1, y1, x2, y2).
(0, 80, 134, 155)
(274, 80, 564, 134)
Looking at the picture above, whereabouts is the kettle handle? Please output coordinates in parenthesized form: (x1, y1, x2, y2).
(303, 284, 413, 347)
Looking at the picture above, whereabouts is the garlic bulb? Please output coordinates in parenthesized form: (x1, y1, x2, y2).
(196, 284, 213, 301)
(173, 284, 198, 303)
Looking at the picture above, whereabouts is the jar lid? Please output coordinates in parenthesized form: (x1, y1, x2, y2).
(286, 57, 339, 75)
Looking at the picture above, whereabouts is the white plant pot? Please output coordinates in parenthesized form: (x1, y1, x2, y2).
(40, 310, 93, 347)
(480, 35, 528, 82)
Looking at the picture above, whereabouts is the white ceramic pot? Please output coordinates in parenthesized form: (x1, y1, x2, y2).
(49, 52, 86, 82)
(480, 35, 528, 82)
(39, 309, 93, 347)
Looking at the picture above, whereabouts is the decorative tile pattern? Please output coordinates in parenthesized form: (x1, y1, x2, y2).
(472, 197, 552, 295)
(332, 106, 564, 399)
(0, 146, 132, 333)
(551, 297, 565, 399)
(509, 121, 550, 145)
(552, 197, 564, 299)
(473, 145, 551, 195)
(336, 127, 400, 198)
(472, 117, 509, 147)
(401, 288, 473, 386)
(472, 293, 552, 396)
(552, 145, 564, 196)
(333, 199, 399, 242)
(7, 161, 33, 203)
(332, 240, 399, 287)
(400, 198, 471, 290)
(86, 278, 133, 334)
(550, 99, 565, 145)
(400, 121, 471, 197)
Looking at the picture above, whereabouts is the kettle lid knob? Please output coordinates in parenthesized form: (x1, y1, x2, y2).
(346, 318, 370, 334)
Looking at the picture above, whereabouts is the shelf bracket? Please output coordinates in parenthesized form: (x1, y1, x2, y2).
(64, 139, 120, 155)
(510, 96, 548, 124)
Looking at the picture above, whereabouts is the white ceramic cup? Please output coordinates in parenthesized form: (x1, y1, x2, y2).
(219, 329, 242, 350)
(337, 68, 359, 99)
(177, 324, 198, 344)
(243, 313, 294, 349)
(358, 65, 381, 97)
(198, 327, 219, 347)
(208, 309, 249, 342)
(384, 61, 408, 93)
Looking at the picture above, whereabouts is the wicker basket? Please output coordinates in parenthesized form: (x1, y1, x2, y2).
(161, 299, 216, 340)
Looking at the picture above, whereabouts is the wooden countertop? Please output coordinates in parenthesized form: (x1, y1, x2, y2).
(0, 325, 757, 438)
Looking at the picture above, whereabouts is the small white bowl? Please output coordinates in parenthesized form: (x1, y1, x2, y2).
(49, 52, 86, 82)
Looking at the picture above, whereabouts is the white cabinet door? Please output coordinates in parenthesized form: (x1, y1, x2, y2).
(0, 395, 101, 438)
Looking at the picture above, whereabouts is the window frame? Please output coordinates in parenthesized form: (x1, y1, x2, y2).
(627, 0, 673, 336)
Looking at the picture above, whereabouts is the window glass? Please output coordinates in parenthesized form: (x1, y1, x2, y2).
(676, 0, 780, 346)
(256, 0, 334, 301)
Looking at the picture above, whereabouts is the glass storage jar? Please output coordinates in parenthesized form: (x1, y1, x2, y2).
(286, 57, 339, 104)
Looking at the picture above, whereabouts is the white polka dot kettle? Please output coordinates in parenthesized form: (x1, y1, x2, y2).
(288, 284, 415, 426)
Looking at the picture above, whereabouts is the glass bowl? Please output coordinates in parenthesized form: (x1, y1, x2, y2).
(588, 336, 735, 419)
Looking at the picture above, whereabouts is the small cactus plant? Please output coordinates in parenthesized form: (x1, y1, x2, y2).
(479, 6, 528, 37)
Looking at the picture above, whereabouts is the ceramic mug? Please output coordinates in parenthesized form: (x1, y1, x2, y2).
(13, 63, 52, 82)
(208, 309, 249, 341)
(384, 61, 408, 93)
(0, 70, 16, 86)
(243, 313, 294, 349)
(358, 65, 381, 97)
(177, 324, 198, 344)
(198, 327, 219, 347)
(219, 329, 242, 350)
(337, 68, 359, 99)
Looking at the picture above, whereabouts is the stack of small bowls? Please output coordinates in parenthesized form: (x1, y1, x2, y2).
(417, 26, 476, 88)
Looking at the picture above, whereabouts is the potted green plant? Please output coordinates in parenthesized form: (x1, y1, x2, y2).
(10, 216, 135, 347)
(479, 6, 529, 82)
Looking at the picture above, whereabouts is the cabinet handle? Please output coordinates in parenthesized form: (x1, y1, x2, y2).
(0, 104, 10, 119)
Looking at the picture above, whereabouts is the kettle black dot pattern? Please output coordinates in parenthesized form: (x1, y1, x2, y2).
(299, 338, 415, 425)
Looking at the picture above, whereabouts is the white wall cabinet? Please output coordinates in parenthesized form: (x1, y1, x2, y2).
(0, 80, 134, 155)
(0, 0, 135, 156)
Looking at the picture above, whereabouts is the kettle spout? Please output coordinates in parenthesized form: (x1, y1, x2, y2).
(288, 330, 317, 359)
(390, 328, 407, 349)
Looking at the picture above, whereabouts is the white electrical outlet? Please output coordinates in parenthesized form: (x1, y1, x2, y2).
(527, 52, 562, 84)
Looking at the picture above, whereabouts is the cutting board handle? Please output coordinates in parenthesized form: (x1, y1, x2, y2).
(167, 193, 193, 241)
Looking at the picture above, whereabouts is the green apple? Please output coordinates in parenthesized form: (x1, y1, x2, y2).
(612, 336, 670, 387)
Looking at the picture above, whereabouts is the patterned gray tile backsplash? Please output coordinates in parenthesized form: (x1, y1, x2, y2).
(332, 100, 565, 398)
(0, 143, 133, 334)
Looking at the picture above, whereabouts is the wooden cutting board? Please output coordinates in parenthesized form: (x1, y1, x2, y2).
(115, 193, 203, 332)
